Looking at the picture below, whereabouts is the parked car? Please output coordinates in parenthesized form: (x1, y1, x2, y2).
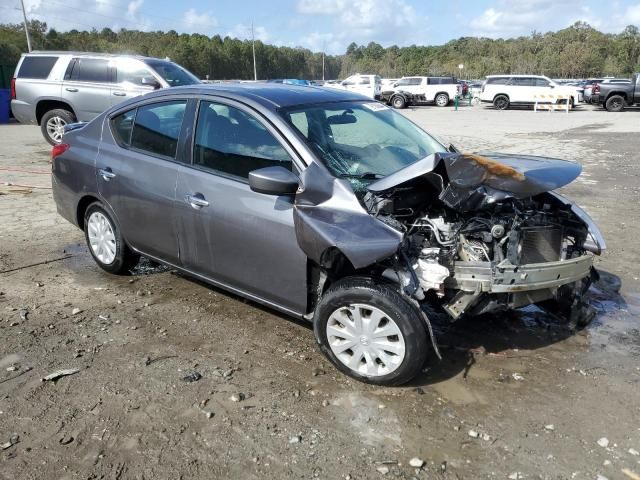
(582, 79, 604, 103)
(51, 84, 605, 385)
(10, 51, 200, 145)
(593, 73, 639, 111)
(480, 75, 578, 110)
(324, 74, 382, 99)
(389, 76, 459, 107)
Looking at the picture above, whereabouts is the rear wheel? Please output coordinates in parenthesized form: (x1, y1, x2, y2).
(313, 277, 428, 386)
(84, 202, 139, 274)
(40, 108, 76, 145)
(391, 95, 406, 109)
(435, 93, 449, 107)
(605, 95, 625, 112)
(493, 95, 509, 110)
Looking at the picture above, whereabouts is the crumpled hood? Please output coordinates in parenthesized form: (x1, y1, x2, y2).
(368, 152, 582, 211)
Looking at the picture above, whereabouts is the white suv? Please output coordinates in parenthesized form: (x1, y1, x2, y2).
(480, 75, 577, 110)
(325, 74, 381, 99)
(391, 76, 459, 106)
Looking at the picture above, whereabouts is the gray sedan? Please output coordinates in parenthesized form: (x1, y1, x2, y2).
(51, 84, 605, 385)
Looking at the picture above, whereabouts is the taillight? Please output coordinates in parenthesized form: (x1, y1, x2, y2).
(51, 143, 69, 162)
(10, 78, 16, 100)
(593, 84, 600, 94)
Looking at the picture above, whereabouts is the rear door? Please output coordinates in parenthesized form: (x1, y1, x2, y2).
(97, 98, 191, 264)
(62, 57, 113, 121)
(174, 98, 308, 313)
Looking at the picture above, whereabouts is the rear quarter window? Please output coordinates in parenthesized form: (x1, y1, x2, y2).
(17, 56, 58, 79)
(487, 77, 510, 85)
(111, 109, 136, 146)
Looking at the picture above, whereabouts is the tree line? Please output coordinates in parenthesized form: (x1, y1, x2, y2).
(1, 20, 639, 80)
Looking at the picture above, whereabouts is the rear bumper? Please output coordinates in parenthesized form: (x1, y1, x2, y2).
(450, 254, 594, 293)
(591, 94, 601, 104)
(10, 99, 36, 124)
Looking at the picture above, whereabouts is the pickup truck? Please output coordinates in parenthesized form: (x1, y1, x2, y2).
(593, 73, 640, 111)
(385, 76, 460, 107)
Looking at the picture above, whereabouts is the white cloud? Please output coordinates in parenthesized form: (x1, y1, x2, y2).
(225, 24, 270, 42)
(127, 0, 144, 20)
(182, 8, 218, 31)
(295, 0, 426, 52)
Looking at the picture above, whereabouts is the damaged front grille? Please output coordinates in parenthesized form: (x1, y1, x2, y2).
(517, 226, 563, 264)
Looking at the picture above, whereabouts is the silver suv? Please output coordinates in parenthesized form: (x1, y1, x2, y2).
(10, 51, 200, 144)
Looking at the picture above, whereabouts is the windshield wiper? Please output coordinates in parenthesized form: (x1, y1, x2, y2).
(337, 172, 385, 180)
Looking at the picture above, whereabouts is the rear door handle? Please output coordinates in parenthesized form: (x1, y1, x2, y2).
(98, 168, 116, 181)
(113, 91, 126, 96)
(185, 193, 209, 209)
(65, 87, 78, 92)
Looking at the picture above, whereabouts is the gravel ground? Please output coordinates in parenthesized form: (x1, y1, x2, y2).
(0, 103, 639, 480)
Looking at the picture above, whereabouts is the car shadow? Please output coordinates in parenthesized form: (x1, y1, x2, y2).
(407, 269, 626, 387)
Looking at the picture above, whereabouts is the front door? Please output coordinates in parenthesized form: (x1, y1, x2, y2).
(175, 99, 308, 313)
(97, 99, 189, 264)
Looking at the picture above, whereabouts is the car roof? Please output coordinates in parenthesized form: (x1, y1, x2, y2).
(140, 83, 370, 109)
(486, 74, 548, 78)
(27, 50, 159, 61)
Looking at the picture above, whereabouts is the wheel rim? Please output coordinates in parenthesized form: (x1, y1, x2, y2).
(87, 211, 117, 265)
(612, 99, 622, 110)
(495, 98, 506, 109)
(393, 98, 403, 108)
(46, 116, 67, 143)
(436, 95, 447, 106)
(326, 303, 406, 377)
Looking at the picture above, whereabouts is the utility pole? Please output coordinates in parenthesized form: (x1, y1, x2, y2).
(251, 22, 257, 81)
(322, 40, 325, 81)
(19, 0, 32, 52)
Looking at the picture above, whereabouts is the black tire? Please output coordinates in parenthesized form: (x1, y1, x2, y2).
(391, 95, 406, 109)
(435, 93, 449, 107)
(83, 202, 139, 275)
(605, 95, 625, 112)
(313, 276, 429, 386)
(40, 108, 76, 146)
(493, 94, 509, 110)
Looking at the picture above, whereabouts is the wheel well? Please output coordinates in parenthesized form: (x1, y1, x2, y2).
(493, 93, 509, 101)
(36, 100, 76, 125)
(306, 248, 358, 314)
(435, 92, 449, 99)
(606, 92, 628, 101)
(76, 195, 100, 230)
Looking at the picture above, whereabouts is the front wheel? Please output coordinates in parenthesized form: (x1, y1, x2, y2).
(313, 277, 429, 386)
(605, 95, 625, 112)
(435, 93, 449, 107)
(84, 202, 140, 274)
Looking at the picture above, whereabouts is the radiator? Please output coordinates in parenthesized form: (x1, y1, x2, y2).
(518, 226, 563, 264)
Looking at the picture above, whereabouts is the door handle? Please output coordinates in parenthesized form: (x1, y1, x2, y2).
(113, 91, 126, 96)
(185, 193, 209, 209)
(98, 168, 116, 181)
(65, 87, 78, 92)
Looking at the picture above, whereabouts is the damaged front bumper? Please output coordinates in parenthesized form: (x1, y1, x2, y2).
(444, 254, 594, 318)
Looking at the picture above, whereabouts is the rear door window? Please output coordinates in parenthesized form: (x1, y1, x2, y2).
(66, 58, 112, 83)
(17, 56, 58, 79)
(130, 101, 187, 159)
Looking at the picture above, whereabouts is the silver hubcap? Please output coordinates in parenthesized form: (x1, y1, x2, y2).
(87, 211, 117, 264)
(46, 116, 67, 142)
(326, 304, 406, 377)
(436, 95, 447, 106)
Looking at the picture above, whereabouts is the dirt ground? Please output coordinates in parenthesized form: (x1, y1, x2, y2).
(1, 103, 639, 480)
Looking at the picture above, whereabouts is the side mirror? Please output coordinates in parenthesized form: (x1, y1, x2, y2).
(448, 143, 460, 153)
(142, 77, 161, 89)
(249, 166, 299, 196)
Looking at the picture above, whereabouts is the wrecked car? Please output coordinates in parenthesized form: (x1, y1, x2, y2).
(51, 84, 605, 386)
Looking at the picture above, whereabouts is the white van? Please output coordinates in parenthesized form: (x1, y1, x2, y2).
(480, 75, 577, 110)
(325, 74, 381, 99)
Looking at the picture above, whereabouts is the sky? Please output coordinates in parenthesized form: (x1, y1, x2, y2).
(2, 0, 640, 54)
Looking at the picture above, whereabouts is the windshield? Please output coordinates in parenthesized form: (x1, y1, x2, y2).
(144, 60, 200, 87)
(281, 101, 446, 189)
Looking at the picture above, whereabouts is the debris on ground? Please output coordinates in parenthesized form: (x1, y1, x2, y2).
(230, 393, 245, 402)
(545, 424, 555, 431)
(512, 373, 525, 381)
(71, 308, 82, 315)
(19, 308, 28, 321)
(409, 457, 425, 468)
(597, 437, 610, 448)
(289, 435, 301, 444)
(41, 368, 81, 382)
(182, 371, 202, 383)
(468, 430, 479, 438)
(376, 465, 390, 475)
(622, 469, 640, 480)
(0, 435, 19, 450)
(59, 435, 74, 445)
(508, 473, 524, 480)
(629, 448, 639, 456)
